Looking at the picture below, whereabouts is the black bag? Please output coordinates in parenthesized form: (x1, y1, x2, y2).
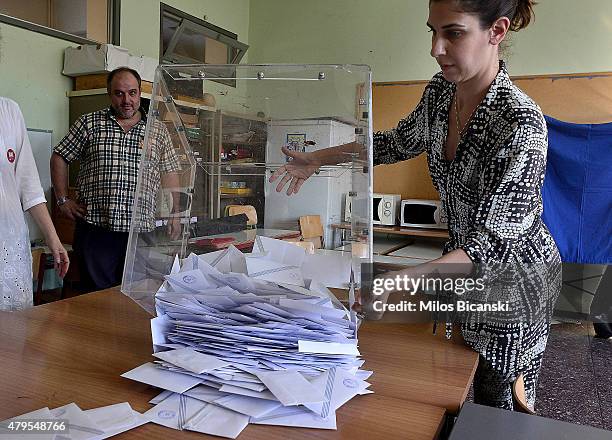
(189, 214, 249, 237)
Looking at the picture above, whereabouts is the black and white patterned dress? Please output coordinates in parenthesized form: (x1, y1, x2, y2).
(373, 61, 562, 409)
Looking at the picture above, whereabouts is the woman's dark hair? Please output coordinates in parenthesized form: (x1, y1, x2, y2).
(431, 0, 537, 31)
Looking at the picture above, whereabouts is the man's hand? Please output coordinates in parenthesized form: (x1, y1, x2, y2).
(268, 147, 321, 195)
(58, 199, 87, 221)
(167, 216, 182, 241)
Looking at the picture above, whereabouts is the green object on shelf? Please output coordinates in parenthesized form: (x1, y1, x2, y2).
(185, 127, 201, 139)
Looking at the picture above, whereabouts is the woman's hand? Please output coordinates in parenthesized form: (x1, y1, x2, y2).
(364, 267, 425, 320)
(47, 238, 70, 278)
(26, 203, 70, 278)
(268, 147, 321, 195)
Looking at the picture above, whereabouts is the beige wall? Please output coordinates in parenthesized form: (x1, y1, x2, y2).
(248, 0, 612, 81)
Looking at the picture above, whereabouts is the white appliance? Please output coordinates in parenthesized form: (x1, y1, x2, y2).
(400, 199, 448, 229)
(264, 118, 356, 248)
(373, 193, 401, 226)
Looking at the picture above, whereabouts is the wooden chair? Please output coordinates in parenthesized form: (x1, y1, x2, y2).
(512, 374, 535, 415)
(225, 205, 257, 228)
(299, 215, 324, 249)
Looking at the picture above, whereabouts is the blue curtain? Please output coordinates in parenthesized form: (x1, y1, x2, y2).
(542, 116, 612, 264)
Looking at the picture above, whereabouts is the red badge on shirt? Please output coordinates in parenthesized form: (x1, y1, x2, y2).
(6, 148, 15, 163)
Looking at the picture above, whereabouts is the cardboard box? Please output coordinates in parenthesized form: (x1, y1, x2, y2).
(64, 44, 158, 83)
(127, 55, 158, 82)
(63, 44, 130, 76)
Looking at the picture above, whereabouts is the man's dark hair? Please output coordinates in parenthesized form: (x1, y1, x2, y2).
(107, 67, 142, 93)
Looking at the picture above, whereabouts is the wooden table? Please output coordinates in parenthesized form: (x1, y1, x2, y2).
(334, 237, 415, 256)
(190, 228, 301, 250)
(359, 321, 477, 414)
(0, 288, 477, 439)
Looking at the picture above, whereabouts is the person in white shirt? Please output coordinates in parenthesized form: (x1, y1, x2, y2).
(0, 97, 69, 311)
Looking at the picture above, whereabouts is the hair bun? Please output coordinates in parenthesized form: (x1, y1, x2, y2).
(511, 0, 537, 31)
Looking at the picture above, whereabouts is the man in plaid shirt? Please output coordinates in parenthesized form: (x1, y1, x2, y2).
(51, 67, 180, 291)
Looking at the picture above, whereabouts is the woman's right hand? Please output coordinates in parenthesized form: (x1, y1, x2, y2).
(268, 146, 321, 195)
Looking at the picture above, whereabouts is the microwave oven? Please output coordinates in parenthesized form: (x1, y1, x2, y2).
(373, 194, 401, 226)
(400, 199, 447, 229)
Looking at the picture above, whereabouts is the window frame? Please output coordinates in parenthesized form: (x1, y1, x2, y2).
(159, 3, 248, 87)
(0, 0, 120, 45)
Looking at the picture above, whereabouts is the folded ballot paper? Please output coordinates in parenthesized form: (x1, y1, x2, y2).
(0, 402, 149, 440)
(121, 237, 372, 438)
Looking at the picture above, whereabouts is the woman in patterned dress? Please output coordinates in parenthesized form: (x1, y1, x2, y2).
(270, 0, 561, 410)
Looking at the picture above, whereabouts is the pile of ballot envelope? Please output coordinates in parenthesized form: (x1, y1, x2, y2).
(121, 236, 373, 438)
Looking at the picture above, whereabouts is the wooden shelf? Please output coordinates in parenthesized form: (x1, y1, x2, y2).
(220, 194, 257, 199)
(66, 89, 217, 112)
(374, 225, 449, 238)
(332, 223, 449, 239)
(222, 142, 265, 147)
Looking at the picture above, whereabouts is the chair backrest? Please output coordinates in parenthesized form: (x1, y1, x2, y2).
(226, 205, 257, 227)
(31, 248, 44, 281)
(299, 215, 324, 249)
(512, 374, 535, 414)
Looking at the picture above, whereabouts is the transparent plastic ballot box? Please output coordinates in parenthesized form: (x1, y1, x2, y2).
(121, 64, 373, 316)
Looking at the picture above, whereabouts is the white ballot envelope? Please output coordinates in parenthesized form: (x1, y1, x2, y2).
(121, 362, 201, 394)
(50, 402, 104, 440)
(302, 252, 352, 289)
(251, 405, 337, 430)
(246, 258, 305, 287)
(146, 393, 249, 439)
(164, 269, 216, 293)
(153, 348, 231, 374)
(252, 370, 325, 406)
(255, 236, 307, 267)
(198, 246, 248, 274)
(304, 367, 371, 418)
(83, 403, 149, 440)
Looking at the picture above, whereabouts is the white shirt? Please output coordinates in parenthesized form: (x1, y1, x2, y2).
(0, 97, 46, 211)
(0, 97, 45, 310)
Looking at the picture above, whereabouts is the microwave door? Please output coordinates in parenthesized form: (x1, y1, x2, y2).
(373, 198, 381, 223)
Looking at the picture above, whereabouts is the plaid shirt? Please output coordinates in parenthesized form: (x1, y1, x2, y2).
(55, 107, 180, 232)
